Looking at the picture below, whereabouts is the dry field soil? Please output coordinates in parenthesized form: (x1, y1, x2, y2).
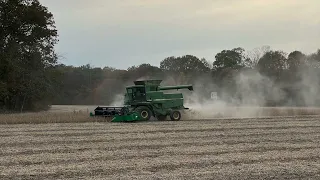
(1, 114, 320, 179)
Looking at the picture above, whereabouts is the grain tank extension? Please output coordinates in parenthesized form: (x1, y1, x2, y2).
(90, 79, 193, 122)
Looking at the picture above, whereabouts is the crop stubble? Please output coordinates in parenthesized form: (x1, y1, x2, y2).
(1, 116, 320, 179)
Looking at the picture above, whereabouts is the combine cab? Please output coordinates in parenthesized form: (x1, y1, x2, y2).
(90, 79, 194, 122)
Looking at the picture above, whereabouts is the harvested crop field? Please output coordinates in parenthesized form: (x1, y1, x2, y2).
(1, 115, 320, 179)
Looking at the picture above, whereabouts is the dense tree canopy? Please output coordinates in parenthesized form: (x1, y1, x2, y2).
(257, 50, 288, 80)
(0, 0, 58, 112)
(213, 47, 248, 70)
(1, 0, 320, 112)
(160, 55, 211, 73)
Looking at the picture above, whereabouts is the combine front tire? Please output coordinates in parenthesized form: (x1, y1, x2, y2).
(170, 110, 181, 121)
(135, 106, 152, 121)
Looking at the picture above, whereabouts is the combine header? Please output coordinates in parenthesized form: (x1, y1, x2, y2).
(90, 79, 193, 122)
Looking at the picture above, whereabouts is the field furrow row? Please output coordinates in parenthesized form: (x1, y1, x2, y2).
(77, 161, 320, 180)
(1, 123, 320, 139)
(1, 127, 319, 141)
(1, 119, 320, 137)
(1, 116, 320, 132)
(1, 135, 319, 159)
(1, 130, 319, 149)
(1, 142, 320, 167)
(1, 148, 319, 178)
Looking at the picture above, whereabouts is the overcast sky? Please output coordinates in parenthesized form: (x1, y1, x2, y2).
(40, 0, 320, 69)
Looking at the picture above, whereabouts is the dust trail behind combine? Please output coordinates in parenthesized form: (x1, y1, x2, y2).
(183, 101, 320, 119)
(179, 64, 320, 119)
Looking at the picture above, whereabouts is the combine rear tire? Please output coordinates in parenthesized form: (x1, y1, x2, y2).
(170, 110, 181, 121)
(135, 106, 152, 121)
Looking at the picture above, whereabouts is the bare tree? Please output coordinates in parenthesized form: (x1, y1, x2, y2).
(245, 45, 271, 68)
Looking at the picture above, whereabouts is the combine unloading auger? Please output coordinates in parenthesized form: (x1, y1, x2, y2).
(89, 79, 194, 122)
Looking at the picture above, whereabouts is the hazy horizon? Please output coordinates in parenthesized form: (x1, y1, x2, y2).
(40, 0, 320, 69)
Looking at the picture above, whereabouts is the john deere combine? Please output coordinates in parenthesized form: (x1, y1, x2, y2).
(90, 79, 193, 122)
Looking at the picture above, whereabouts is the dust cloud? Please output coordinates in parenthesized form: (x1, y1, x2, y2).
(182, 71, 278, 119)
(106, 58, 320, 119)
(182, 61, 320, 119)
(109, 94, 125, 106)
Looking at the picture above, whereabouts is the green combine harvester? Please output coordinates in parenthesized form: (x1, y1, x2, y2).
(90, 79, 194, 122)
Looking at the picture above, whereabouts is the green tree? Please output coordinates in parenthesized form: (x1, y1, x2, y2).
(127, 63, 163, 80)
(287, 51, 307, 72)
(257, 50, 288, 80)
(160, 55, 211, 84)
(160, 55, 211, 73)
(0, 0, 58, 111)
(213, 47, 248, 70)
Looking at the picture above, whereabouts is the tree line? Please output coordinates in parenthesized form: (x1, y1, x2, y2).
(1, 0, 320, 112)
